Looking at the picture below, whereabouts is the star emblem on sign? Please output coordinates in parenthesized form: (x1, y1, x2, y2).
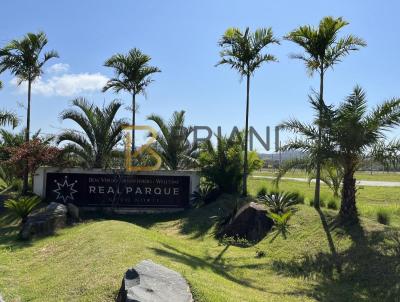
(53, 176, 78, 203)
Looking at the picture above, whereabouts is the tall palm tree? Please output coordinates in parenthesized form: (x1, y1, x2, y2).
(285, 17, 365, 208)
(333, 87, 400, 221)
(147, 110, 197, 170)
(58, 98, 127, 169)
(0, 31, 58, 193)
(216, 27, 279, 196)
(102, 48, 161, 151)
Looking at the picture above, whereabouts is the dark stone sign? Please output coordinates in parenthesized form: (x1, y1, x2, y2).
(45, 173, 191, 208)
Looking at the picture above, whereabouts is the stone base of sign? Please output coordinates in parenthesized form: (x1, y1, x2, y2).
(34, 167, 200, 211)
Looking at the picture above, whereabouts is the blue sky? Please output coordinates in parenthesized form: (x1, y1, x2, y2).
(0, 0, 399, 151)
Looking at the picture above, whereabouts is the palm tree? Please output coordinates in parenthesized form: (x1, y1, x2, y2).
(333, 87, 400, 221)
(285, 17, 365, 208)
(216, 27, 279, 196)
(273, 157, 343, 198)
(147, 110, 197, 170)
(58, 98, 127, 169)
(0, 80, 19, 128)
(0, 31, 58, 193)
(102, 48, 161, 151)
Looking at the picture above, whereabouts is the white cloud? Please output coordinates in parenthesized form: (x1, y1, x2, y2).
(11, 72, 109, 97)
(47, 63, 70, 74)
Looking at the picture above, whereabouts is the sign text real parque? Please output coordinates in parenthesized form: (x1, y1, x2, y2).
(45, 172, 190, 208)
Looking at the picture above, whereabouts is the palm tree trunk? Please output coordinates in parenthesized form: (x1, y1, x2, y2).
(242, 73, 250, 196)
(132, 93, 136, 152)
(22, 79, 31, 195)
(340, 166, 358, 221)
(314, 66, 324, 209)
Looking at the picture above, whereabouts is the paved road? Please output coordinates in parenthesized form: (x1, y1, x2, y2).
(251, 175, 400, 187)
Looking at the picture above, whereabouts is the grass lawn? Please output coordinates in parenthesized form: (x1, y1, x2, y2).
(254, 169, 400, 182)
(249, 177, 400, 227)
(1, 188, 400, 301)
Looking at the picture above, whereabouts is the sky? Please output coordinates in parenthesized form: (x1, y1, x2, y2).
(0, 0, 399, 151)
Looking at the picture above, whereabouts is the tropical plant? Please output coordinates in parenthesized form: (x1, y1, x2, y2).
(256, 186, 268, 198)
(190, 182, 220, 208)
(0, 31, 58, 193)
(332, 87, 400, 221)
(327, 199, 338, 210)
(279, 94, 338, 197)
(147, 110, 197, 170)
(216, 27, 279, 196)
(285, 16, 365, 208)
(4, 196, 41, 224)
(307, 163, 343, 198)
(267, 211, 293, 240)
(198, 134, 263, 194)
(376, 209, 391, 225)
(58, 98, 127, 168)
(273, 156, 343, 198)
(103, 48, 161, 151)
(258, 191, 300, 214)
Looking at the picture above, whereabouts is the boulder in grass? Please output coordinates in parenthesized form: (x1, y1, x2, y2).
(117, 260, 193, 302)
(220, 202, 273, 243)
(20, 202, 67, 240)
(67, 202, 80, 221)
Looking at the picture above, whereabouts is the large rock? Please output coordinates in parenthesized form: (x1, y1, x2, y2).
(117, 260, 193, 302)
(20, 202, 67, 240)
(67, 202, 80, 221)
(220, 202, 273, 243)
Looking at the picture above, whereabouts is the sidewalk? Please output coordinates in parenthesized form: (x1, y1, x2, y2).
(251, 175, 400, 187)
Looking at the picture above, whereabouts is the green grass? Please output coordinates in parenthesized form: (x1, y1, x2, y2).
(1, 191, 400, 301)
(254, 169, 400, 182)
(249, 178, 400, 227)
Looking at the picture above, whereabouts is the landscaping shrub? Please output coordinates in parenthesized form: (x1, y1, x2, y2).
(327, 199, 338, 210)
(290, 191, 305, 204)
(4, 195, 41, 224)
(255, 249, 266, 258)
(258, 191, 300, 214)
(268, 211, 293, 240)
(377, 209, 391, 225)
(256, 186, 268, 198)
(198, 135, 263, 194)
(190, 183, 220, 207)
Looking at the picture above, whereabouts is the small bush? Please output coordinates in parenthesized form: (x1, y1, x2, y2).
(290, 191, 305, 204)
(258, 191, 299, 214)
(4, 195, 41, 224)
(308, 199, 326, 208)
(327, 199, 338, 210)
(377, 209, 391, 225)
(191, 183, 220, 207)
(268, 211, 293, 240)
(256, 186, 268, 198)
(255, 249, 266, 258)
